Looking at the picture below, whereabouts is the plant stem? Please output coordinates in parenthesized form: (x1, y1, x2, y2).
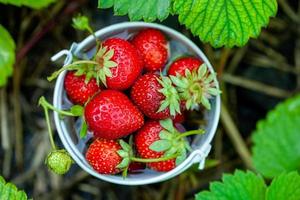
(221, 102, 253, 169)
(47, 60, 99, 81)
(40, 102, 57, 150)
(130, 154, 178, 163)
(39, 97, 75, 117)
(176, 129, 205, 140)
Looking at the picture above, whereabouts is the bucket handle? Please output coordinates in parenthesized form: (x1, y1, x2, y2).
(51, 43, 79, 65)
(190, 143, 212, 170)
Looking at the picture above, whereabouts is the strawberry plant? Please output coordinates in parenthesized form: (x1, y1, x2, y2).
(0, 25, 15, 86)
(0, 0, 55, 87)
(99, 0, 278, 47)
(195, 91, 300, 200)
(195, 170, 300, 200)
(252, 94, 300, 178)
(0, 176, 29, 199)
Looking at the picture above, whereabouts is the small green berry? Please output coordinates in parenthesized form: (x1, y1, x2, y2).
(45, 149, 73, 175)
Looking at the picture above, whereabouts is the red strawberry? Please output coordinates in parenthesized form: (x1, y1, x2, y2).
(168, 57, 203, 76)
(101, 38, 144, 90)
(172, 113, 185, 124)
(84, 90, 144, 139)
(134, 119, 203, 172)
(168, 58, 221, 110)
(132, 28, 168, 72)
(64, 71, 100, 105)
(49, 38, 143, 91)
(134, 121, 176, 172)
(130, 73, 181, 120)
(85, 138, 122, 174)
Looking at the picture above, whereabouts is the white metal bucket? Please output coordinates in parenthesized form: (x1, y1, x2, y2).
(51, 22, 221, 185)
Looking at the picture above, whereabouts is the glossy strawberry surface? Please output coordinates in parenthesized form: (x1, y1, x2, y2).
(168, 57, 203, 76)
(64, 71, 100, 105)
(131, 73, 170, 120)
(85, 138, 122, 174)
(103, 38, 144, 90)
(84, 90, 144, 139)
(132, 28, 168, 72)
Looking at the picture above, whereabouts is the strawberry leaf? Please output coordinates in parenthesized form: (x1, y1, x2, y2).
(195, 170, 300, 200)
(173, 0, 277, 48)
(195, 170, 267, 200)
(252, 94, 300, 178)
(0, 24, 15, 87)
(266, 172, 300, 200)
(0, 176, 28, 199)
(70, 105, 84, 116)
(149, 140, 172, 152)
(0, 0, 55, 9)
(98, 0, 172, 22)
(79, 120, 88, 138)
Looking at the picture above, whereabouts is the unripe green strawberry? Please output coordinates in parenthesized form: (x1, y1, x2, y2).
(45, 149, 73, 175)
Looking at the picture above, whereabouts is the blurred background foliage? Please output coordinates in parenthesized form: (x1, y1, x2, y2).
(0, 0, 299, 199)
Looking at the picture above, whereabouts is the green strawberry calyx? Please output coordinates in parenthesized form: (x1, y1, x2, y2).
(48, 15, 117, 87)
(156, 75, 181, 117)
(116, 118, 205, 177)
(149, 118, 205, 165)
(47, 46, 117, 87)
(116, 136, 179, 177)
(170, 63, 221, 110)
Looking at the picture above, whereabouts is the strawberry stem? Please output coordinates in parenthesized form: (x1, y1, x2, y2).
(38, 96, 76, 117)
(47, 60, 99, 81)
(39, 97, 57, 150)
(130, 154, 178, 163)
(176, 129, 205, 140)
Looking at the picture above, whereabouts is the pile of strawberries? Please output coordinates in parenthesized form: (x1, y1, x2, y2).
(49, 27, 220, 176)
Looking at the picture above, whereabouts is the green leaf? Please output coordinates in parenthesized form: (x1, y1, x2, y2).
(252, 94, 300, 178)
(70, 105, 84, 116)
(98, 0, 172, 22)
(0, 24, 15, 87)
(0, 0, 55, 9)
(72, 14, 91, 31)
(173, 0, 277, 48)
(79, 120, 88, 138)
(195, 170, 266, 200)
(0, 176, 28, 199)
(149, 140, 172, 152)
(266, 172, 300, 200)
(99, 0, 113, 8)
